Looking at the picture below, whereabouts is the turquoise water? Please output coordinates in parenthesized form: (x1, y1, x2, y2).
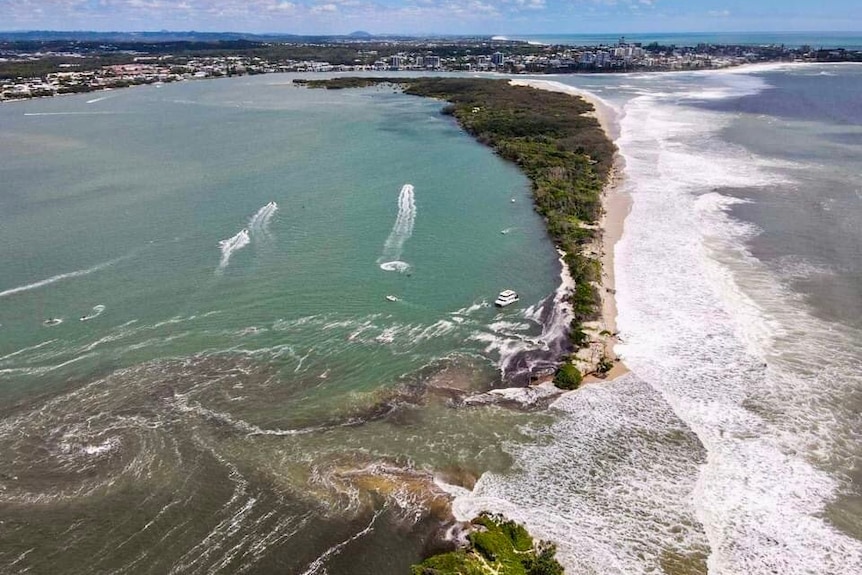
(0, 77, 563, 572)
(0, 78, 560, 395)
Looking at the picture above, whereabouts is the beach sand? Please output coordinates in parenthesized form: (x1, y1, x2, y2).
(509, 79, 630, 381)
(595, 157, 631, 381)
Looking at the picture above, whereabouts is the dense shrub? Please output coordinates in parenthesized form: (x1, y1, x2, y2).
(553, 363, 583, 390)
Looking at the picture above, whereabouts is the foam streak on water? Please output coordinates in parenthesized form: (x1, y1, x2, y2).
(0, 258, 122, 298)
(378, 184, 416, 272)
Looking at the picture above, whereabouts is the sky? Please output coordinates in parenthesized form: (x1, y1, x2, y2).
(2, 0, 861, 36)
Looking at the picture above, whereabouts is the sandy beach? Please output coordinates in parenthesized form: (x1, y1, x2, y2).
(595, 156, 631, 380)
(510, 79, 631, 380)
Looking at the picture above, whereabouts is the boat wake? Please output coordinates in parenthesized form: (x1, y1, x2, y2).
(378, 184, 415, 272)
(217, 229, 250, 271)
(379, 261, 411, 273)
(216, 202, 278, 271)
(249, 201, 278, 243)
(79, 304, 105, 322)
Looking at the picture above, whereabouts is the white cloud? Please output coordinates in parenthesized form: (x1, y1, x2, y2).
(268, 1, 296, 11)
(515, 0, 546, 11)
(310, 2, 338, 12)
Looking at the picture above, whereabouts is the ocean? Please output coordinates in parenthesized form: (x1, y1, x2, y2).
(502, 32, 862, 49)
(455, 63, 862, 574)
(2, 64, 861, 574)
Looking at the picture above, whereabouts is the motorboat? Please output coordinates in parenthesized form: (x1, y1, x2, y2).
(494, 290, 519, 307)
(385, 295, 399, 302)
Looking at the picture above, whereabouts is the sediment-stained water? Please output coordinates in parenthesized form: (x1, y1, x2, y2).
(0, 77, 565, 573)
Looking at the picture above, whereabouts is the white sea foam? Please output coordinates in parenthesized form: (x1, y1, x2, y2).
(457, 71, 862, 574)
(378, 260, 411, 273)
(297, 511, 381, 575)
(453, 374, 709, 574)
(0, 340, 57, 363)
(0, 258, 122, 298)
(610, 82, 862, 574)
(451, 300, 489, 316)
(217, 229, 250, 271)
(378, 184, 416, 271)
(467, 250, 572, 377)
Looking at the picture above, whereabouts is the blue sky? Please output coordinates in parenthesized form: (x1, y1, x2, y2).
(2, 0, 860, 35)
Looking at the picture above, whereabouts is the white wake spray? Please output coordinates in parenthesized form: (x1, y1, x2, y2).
(248, 201, 278, 242)
(378, 184, 416, 272)
(216, 202, 278, 271)
(217, 229, 250, 271)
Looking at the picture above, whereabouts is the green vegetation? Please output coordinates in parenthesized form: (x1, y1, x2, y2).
(553, 363, 583, 390)
(300, 77, 616, 353)
(293, 77, 385, 90)
(412, 513, 564, 575)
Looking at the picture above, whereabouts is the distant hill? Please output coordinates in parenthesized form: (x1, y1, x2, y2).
(0, 30, 408, 44)
(0, 30, 307, 43)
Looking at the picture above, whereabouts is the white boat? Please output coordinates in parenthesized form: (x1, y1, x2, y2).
(494, 289, 519, 307)
(385, 295, 398, 302)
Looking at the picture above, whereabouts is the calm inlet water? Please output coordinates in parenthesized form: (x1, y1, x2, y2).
(0, 78, 564, 573)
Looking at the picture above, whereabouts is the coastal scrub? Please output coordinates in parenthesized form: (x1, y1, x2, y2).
(412, 513, 564, 575)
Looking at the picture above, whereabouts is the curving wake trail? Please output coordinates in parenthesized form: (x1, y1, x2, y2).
(378, 184, 416, 272)
(248, 201, 278, 243)
(216, 202, 278, 272)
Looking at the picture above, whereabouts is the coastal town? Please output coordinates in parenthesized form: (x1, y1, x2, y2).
(2, 34, 860, 101)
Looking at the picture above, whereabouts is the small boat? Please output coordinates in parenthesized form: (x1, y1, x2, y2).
(494, 290, 519, 307)
(385, 295, 399, 302)
(511, 198, 516, 203)
(80, 305, 105, 321)
(43, 317, 63, 326)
